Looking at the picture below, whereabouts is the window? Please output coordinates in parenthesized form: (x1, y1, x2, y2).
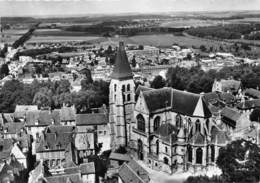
(176, 114, 182, 128)
(137, 114, 145, 132)
(196, 148, 203, 164)
(211, 145, 215, 162)
(188, 145, 192, 162)
(164, 157, 169, 165)
(114, 95, 116, 101)
(206, 119, 210, 130)
(156, 140, 159, 155)
(127, 94, 131, 101)
(123, 94, 126, 102)
(127, 84, 130, 91)
(114, 84, 117, 91)
(154, 116, 160, 131)
(165, 146, 168, 153)
(122, 85, 125, 92)
(196, 120, 201, 132)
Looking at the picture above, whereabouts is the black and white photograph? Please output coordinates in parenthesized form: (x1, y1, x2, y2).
(1, 0, 260, 182)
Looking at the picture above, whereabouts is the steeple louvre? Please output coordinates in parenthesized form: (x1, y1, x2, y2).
(110, 41, 133, 80)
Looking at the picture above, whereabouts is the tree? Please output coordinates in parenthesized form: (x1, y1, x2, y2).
(200, 45, 207, 52)
(151, 75, 166, 89)
(131, 56, 137, 68)
(0, 64, 10, 78)
(217, 139, 260, 183)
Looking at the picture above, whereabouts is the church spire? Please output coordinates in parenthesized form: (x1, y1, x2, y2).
(110, 41, 133, 80)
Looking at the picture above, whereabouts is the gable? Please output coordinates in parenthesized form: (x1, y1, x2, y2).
(135, 92, 149, 114)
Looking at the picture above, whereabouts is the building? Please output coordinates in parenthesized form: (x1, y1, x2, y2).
(109, 42, 230, 174)
(109, 42, 135, 149)
(212, 79, 242, 95)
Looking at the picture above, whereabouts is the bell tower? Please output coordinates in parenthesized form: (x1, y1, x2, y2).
(109, 42, 135, 149)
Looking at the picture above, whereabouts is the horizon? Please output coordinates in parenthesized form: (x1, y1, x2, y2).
(1, 0, 260, 17)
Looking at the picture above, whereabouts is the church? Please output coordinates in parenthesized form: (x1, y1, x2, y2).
(109, 42, 230, 174)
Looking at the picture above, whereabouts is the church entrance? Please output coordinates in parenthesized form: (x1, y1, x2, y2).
(137, 139, 144, 160)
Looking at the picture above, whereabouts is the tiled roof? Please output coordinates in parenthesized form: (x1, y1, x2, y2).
(142, 87, 211, 118)
(221, 107, 241, 128)
(79, 162, 95, 174)
(245, 88, 260, 99)
(37, 126, 75, 152)
(118, 160, 149, 183)
(109, 152, 131, 162)
(219, 79, 241, 92)
(46, 173, 82, 183)
(25, 110, 60, 126)
(0, 139, 13, 161)
(110, 42, 133, 80)
(135, 85, 153, 99)
(237, 99, 260, 110)
(127, 160, 149, 183)
(60, 106, 76, 122)
(1, 122, 24, 134)
(203, 92, 219, 103)
(218, 92, 235, 104)
(15, 105, 38, 113)
(76, 113, 108, 126)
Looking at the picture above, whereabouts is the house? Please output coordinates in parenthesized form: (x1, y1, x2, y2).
(14, 105, 38, 121)
(36, 125, 77, 169)
(25, 110, 60, 141)
(76, 113, 109, 153)
(244, 88, 260, 99)
(221, 107, 250, 131)
(212, 79, 242, 95)
(28, 161, 96, 183)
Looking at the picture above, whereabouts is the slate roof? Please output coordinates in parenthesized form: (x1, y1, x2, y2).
(110, 42, 133, 80)
(154, 123, 178, 137)
(135, 85, 154, 99)
(142, 87, 211, 118)
(76, 113, 108, 126)
(245, 88, 260, 99)
(221, 107, 241, 128)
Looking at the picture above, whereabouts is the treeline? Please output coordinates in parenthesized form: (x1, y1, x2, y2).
(166, 64, 260, 93)
(0, 79, 109, 113)
(14, 46, 77, 59)
(12, 23, 40, 49)
(187, 23, 260, 40)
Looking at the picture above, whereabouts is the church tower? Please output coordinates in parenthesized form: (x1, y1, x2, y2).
(109, 42, 135, 149)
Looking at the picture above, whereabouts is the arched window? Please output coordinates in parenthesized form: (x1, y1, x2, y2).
(176, 114, 182, 128)
(127, 84, 130, 91)
(114, 84, 117, 92)
(137, 114, 145, 132)
(188, 145, 193, 162)
(211, 145, 215, 162)
(122, 85, 125, 92)
(127, 94, 131, 101)
(164, 157, 169, 165)
(154, 116, 160, 131)
(165, 146, 168, 153)
(206, 119, 210, 130)
(196, 148, 203, 164)
(156, 140, 159, 155)
(196, 120, 201, 132)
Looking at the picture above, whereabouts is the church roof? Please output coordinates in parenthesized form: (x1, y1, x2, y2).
(110, 42, 133, 80)
(142, 87, 211, 118)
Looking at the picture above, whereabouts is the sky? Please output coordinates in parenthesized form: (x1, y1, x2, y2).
(0, 0, 260, 17)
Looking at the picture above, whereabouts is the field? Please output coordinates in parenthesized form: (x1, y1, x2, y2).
(160, 19, 222, 28)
